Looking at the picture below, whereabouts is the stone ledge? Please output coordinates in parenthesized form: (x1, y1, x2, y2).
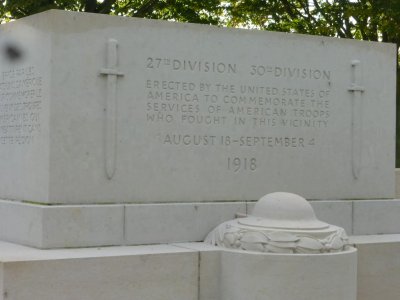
(125, 202, 246, 245)
(350, 234, 400, 300)
(1, 238, 399, 300)
(0, 241, 199, 300)
(1, 199, 400, 249)
(0, 200, 125, 248)
(349, 234, 400, 244)
(0, 200, 245, 249)
(353, 199, 400, 234)
(0, 241, 357, 300)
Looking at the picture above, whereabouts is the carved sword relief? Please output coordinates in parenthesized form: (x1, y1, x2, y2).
(100, 39, 124, 179)
(348, 60, 364, 180)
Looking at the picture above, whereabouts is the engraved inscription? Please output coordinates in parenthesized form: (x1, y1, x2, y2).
(146, 57, 237, 74)
(145, 80, 331, 130)
(228, 157, 257, 172)
(0, 66, 42, 145)
(143, 56, 332, 173)
(162, 134, 314, 148)
(249, 64, 331, 80)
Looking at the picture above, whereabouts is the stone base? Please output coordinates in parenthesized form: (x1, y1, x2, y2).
(218, 248, 357, 300)
(0, 241, 199, 300)
(0, 200, 245, 248)
(1, 236, 399, 300)
(1, 199, 400, 248)
(350, 234, 400, 300)
(0, 241, 358, 300)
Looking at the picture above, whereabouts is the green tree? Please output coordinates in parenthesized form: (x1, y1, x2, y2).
(0, 0, 223, 24)
(2, 1, 399, 44)
(223, 0, 400, 45)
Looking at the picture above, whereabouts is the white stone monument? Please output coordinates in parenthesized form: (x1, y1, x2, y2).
(0, 10, 395, 206)
(0, 10, 398, 300)
(0, 9, 397, 250)
(204, 192, 357, 300)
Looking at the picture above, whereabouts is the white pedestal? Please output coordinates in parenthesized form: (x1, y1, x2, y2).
(0, 241, 357, 300)
(218, 248, 357, 300)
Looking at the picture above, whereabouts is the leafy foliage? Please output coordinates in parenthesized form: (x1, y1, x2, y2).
(0, 0, 223, 24)
(2, 1, 399, 44)
(222, 0, 400, 45)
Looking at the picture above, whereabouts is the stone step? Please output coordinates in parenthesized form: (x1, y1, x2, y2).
(2, 199, 400, 249)
(1, 236, 397, 300)
(0, 240, 357, 300)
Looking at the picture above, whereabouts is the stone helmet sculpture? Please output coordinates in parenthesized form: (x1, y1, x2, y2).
(205, 192, 349, 254)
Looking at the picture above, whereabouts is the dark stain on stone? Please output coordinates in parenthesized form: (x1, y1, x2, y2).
(4, 43, 23, 61)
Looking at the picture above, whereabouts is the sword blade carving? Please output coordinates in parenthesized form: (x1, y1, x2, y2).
(100, 39, 124, 180)
(349, 60, 364, 180)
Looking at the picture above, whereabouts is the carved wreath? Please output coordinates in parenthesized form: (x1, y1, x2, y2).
(205, 221, 349, 254)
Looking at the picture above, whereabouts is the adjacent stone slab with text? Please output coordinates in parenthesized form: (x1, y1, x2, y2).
(0, 10, 396, 204)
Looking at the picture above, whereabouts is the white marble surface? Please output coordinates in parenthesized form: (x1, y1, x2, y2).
(0, 10, 396, 204)
(353, 199, 400, 234)
(310, 200, 353, 234)
(248, 199, 353, 233)
(0, 16, 51, 203)
(349, 233, 400, 244)
(0, 241, 198, 300)
(219, 248, 357, 300)
(0, 200, 125, 248)
(125, 202, 245, 244)
(2, 199, 400, 249)
(0, 200, 246, 248)
(351, 235, 400, 300)
(0, 241, 359, 300)
(3, 239, 399, 300)
(0, 240, 194, 261)
(173, 243, 223, 300)
(42, 204, 124, 248)
(0, 201, 43, 247)
(206, 193, 350, 254)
